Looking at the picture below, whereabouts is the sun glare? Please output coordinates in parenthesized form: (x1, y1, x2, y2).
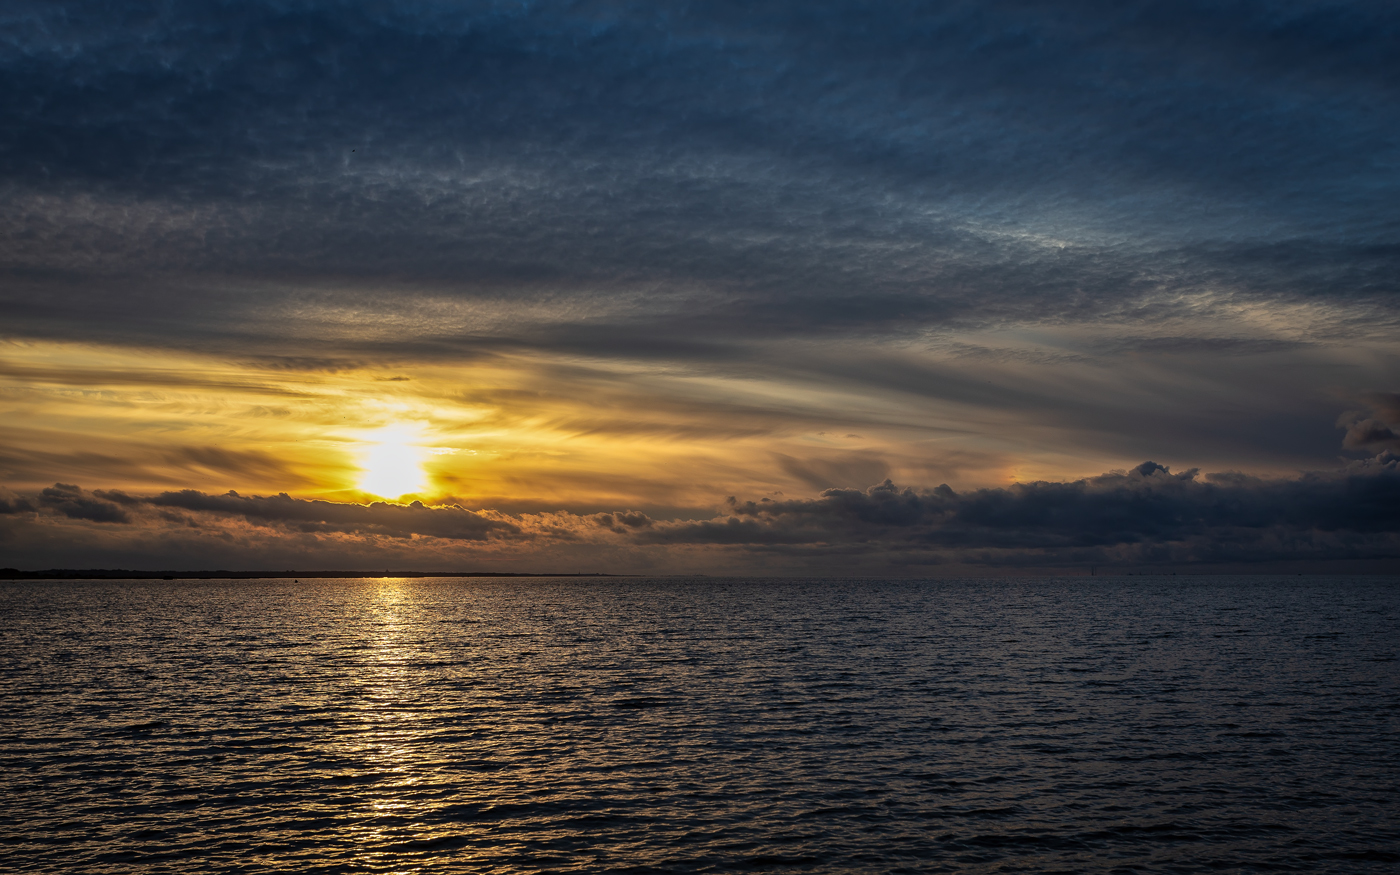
(357, 426, 428, 500)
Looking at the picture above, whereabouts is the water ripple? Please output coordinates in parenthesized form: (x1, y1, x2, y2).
(2, 576, 1397, 872)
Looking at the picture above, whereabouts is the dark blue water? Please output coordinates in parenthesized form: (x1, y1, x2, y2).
(2, 577, 1397, 873)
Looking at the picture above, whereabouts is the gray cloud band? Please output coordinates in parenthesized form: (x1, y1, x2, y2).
(2, 0, 1399, 349)
(12, 455, 1400, 566)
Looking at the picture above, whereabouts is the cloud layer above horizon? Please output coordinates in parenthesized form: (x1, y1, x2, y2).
(2, 1, 1398, 571)
(5, 458, 1400, 573)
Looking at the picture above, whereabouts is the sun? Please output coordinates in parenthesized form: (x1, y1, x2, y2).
(357, 425, 428, 499)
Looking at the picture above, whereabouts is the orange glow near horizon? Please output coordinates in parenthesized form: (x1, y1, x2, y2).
(0, 338, 998, 509)
(0, 335, 1340, 514)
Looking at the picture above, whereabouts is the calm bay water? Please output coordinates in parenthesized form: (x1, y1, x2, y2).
(2, 576, 1397, 873)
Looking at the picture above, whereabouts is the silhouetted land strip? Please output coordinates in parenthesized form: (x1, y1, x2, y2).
(0, 569, 621, 580)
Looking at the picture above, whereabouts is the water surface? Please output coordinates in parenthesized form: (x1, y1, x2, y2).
(3, 576, 1397, 872)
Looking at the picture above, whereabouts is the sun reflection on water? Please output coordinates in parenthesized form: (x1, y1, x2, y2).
(344, 579, 450, 864)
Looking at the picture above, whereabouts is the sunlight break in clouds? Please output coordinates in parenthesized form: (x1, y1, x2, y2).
(356, 425, 430, 500)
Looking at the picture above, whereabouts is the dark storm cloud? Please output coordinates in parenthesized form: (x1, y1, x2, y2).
(643, 459, 1400, 563)
(37, 482, 129, 523)
(14, 481, 518, 540)
(3, 0, 1399, 347)
(9, 456, 1400, 568)
(0, 488, 36, 515)
(147, 488, 516, 541)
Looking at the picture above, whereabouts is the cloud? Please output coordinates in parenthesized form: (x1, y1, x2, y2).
(163, 446, 305, 481)
(1339, 393, 1400, 453)
(37, 482, 129, 523)
(7, 457, 1400, 571)
(774, 452, 891, 491)
(1, 0, 1398, 355)
(147, 489, 517, 542)
(593, 512, 655, 535)
(642, 459, 1400, 564)
(0, 487, 35, 515)
(2, 2, 1399, 558)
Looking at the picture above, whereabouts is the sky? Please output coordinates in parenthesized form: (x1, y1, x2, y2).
(2, 0, 1399, 574)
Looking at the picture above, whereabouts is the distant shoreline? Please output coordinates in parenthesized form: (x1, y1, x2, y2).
(0, 569, 620, 580)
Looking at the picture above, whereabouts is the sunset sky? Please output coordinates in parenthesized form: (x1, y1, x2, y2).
(3, 1, 1399, 573)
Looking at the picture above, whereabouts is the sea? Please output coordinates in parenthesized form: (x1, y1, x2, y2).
(2, 576, 1397, 873)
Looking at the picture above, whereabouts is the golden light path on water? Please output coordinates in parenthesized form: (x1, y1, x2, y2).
(330, 579, 499, 869)
(353, 581, 422, 866)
